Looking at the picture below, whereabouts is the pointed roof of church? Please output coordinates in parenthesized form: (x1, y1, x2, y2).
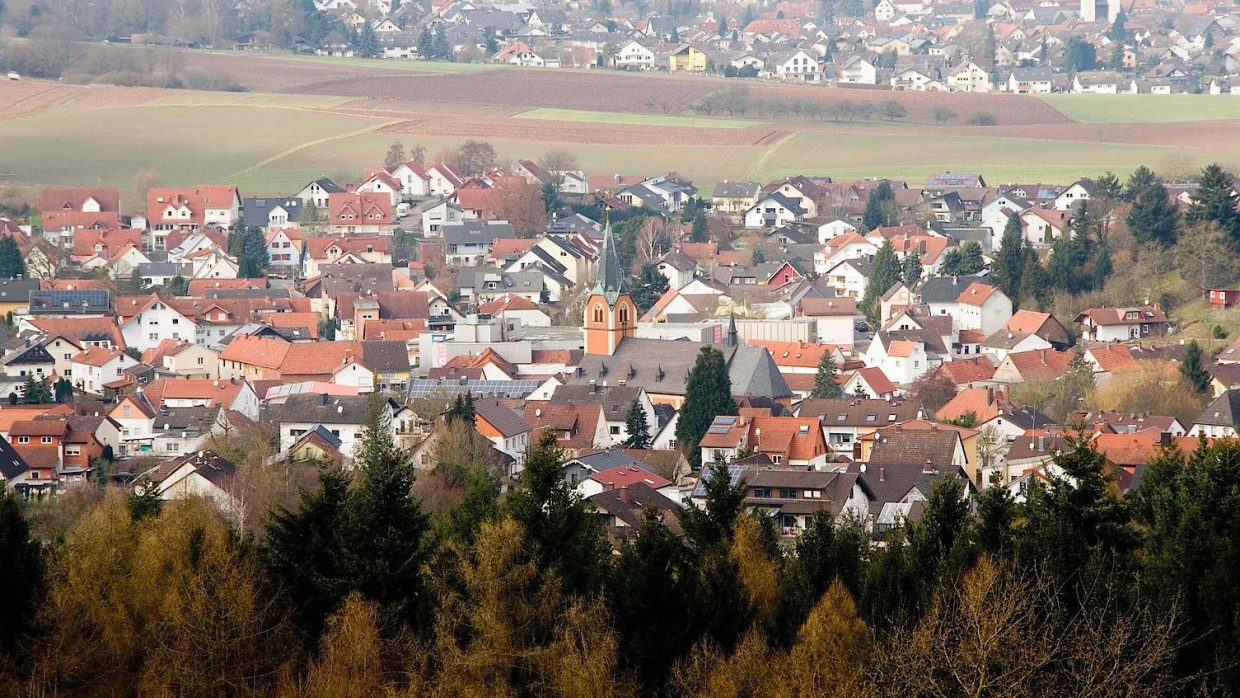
(591, 222, 628, 306)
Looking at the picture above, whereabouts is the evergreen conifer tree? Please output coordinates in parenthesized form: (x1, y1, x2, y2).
(1180, 340, 1211, 394)
(622, 400, 651, 449)
(860, 241, 900, 323)
(991, 212, 1024, 299)
(675, 347, 738, 470)
(810, 351, 845, 399)
(0, 236, 25, 279)
(0, 488, 40, 652)
(1127, 182, 1178, 246)
(1185, 163, 1240, 247)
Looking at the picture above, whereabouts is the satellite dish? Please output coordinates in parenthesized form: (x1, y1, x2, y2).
(859, 464, 867, 473)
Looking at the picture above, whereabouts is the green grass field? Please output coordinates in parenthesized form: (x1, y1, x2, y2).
(514, 108, 756, 129)
(0, 105, 390, 190)
(1040, 94, 1240, 123)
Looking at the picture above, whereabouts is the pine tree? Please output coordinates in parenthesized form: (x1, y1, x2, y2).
(1017, 244, 1050, 309)
(691, 212, 709, 242)
(861, 182, 893, 232)
(991, 211, 1024, 299)
(901, 250, 922, 286)
(446, 392, 475, 422)
(631, 262, 670, 313)
(1185, 163, 1240, 247)
(507, 430, 607, 594)
(675, 347, 738, 470)
(622, 400, 651, 449)
(936, 248, 963, 276)
(21, 375, 50, 404)
(341, 395, 430, 629)
(417, 26, 433, 58)
(1180, 340, 1211, 394)
(1124, 164, 1158, 201)
(1127, 182, 1178, 246)
(957, 240, 984, 274)
(262, 467, 352, 638)
(607, 509, 694, 691)
(810, 351, 844, 399)
(681, 457, 748, 550)
(0, 236, 25, 279)
(860, 241, 900, 323)
(1091, 235, 1112, 291)
(0, 488, 40, 652)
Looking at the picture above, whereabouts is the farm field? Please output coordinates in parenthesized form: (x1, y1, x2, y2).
(5, 50, 1240, 199)
(1039, 94, 1240, 123)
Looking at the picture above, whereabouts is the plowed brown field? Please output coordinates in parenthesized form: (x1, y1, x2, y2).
(183, 51, 1072, 126)
(378, 114, 780, 146)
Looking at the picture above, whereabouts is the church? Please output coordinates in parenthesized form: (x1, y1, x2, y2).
(574, 225, 791, 408)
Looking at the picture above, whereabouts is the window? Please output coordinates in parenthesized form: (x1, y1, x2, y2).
(592, 304, 604, 323)
(780, 488, 797, 499)
(149, 333, 158, 340)
(41, 436, 52, 444)
(197, 357, 204, 365)
(167, 443, 180, 452)
(772, 455, 782, 464)
(17, 436, 28, 444)
(754, 487, 771, 498)
(610, 426, 620, 435)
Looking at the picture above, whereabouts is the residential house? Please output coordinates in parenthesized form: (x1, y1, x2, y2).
(296, 177, 345, 209)
(270, 393, 401, 462)
(744, 193, 806, 228)
(152, 451, 243, 525)
(37, 187, 121, 249)
(956, 282, 1013, 336)
(712, 181, 762, 214)
(668, 44, 707, 72)
(443, 220, 517, 267)
(795, 397, 926, 451)
(613, 40, 656, 69)
(1074, 306, 1170, 342)
(1189, 390, 1240, 438)
(70, 347, 137, 396)
(328, 192, 393, 235)
(473, 397, 532, 473)
(147, 186, 241, 232)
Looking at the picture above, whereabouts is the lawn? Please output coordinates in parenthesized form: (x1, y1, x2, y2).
(514, 108, 756, 129)
(1041, 94, 1240, 124)
(0, 105, 389, 191)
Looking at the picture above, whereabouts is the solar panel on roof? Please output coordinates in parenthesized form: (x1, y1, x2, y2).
(707, 425, 730, 434)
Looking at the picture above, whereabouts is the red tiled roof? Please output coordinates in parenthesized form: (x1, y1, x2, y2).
(937, 357, 996, 385)
(218, 335, 291, 370)
(361, 319, 425, 341)
(588, 464, 671, 490)
(187, 278, 264, 296)
(37, 187, 120, 214)
(489, 238, 534, 259)
(70, 346, 123, 367)
(957, 282, 999, 306)
(1087, 344, 1140, 373)
(1005, 309, 1053, 334)
(478, 293, 539, 314)
(749, 340, 835, 369)
(29, 317, 124, 348)
(1003, 348, 1073, 383)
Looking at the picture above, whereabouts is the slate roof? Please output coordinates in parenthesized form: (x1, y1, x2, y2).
(868, 428, 960, 469)
(267, 393, 377, 425)
(1194, 389, 1240, 429)
(549, 383, 642, 423)
(917, 275, 983, 304)
(589, 482, 683, 535)
(474, 396, 532, 437)
(796, 398, 924, 426)
(571, 338, 791, 400)
(442, 220, 517, 245)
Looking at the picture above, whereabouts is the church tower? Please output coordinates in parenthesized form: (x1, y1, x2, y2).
(584, 223, 636, 356)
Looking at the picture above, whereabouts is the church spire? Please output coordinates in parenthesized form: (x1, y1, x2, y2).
(592, 220, 627, 306)
(727, 312, 738, 348)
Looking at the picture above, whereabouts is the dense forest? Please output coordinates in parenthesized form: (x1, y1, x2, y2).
(1, 394, 1239, 696)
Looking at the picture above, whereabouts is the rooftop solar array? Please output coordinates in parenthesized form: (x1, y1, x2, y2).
(407, 379, 541, 400)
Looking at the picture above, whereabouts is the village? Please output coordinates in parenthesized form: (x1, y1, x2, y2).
(0, 146, 1235, 547)
(213, 0, 1240, 94)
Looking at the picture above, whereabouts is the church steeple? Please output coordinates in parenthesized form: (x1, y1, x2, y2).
(583, 221, 635, 356)
(592, 221, 627, 305)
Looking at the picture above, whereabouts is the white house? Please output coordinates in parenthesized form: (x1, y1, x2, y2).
(118, 295, 197, 353)
(614, 40, 656, 69)
(419, 197, 464, 237)
(956, 283, 1013, 337)
(1053, 179, 1094, 211)
(864, 335, 931, 385)
(837, 55, 877, 84)
(153, 451, 243, 524)
(818, 219, 858, 242)
(266, 228, 301, 269)
(70, 347, 137, 396)
(773, 49, 820, 81)
(389, 162, 431, 197)
(744, 193, 806, 228)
